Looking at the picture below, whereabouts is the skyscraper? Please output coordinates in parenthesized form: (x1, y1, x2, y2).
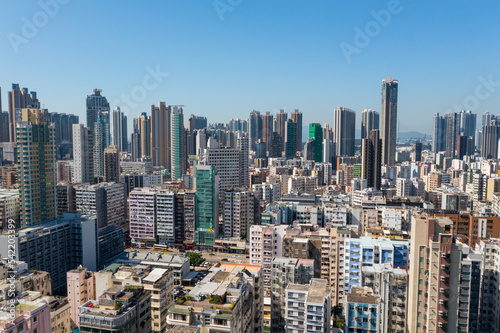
(333, 107, 356, 157)
(285, 119, 297, 159)
(481, 121, 500, 159)
(188, 115, 207, 132)
(249, 110, 262, 151)
(237, 132, 250, 187)
(86, 89, 110, 134)
(269, 132, 283, 158)
(361, 109, 380, 140)
(111, 107, 127, 152)
(276, 110, 287, 152)
(8, 84, 40, 142)
(432, 113, 447, 153)
(309, 123, 323, 162)
(138, 112, 151, 158)
(361, 129, 382, 190)
(17, 108, 56, 227)
(170, 106, 186, 181)
(73, 124, 95, 184)
(94, 118, 110, 180)
(381, 76, 398, 166)
(291, 109, 303, 155)
(194, 165, 219, 246)
(262, 111, 273, 152)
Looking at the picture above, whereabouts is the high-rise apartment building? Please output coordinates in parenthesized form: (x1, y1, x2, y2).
(276, 109, 287, 152)
(73, 124, 94, 184)
(129, 187, 157, 246)
(361, 129, 382, 189)
(17, 108, 56, 227)
(223, 188, 255, 239)
(86, 89, 110, 137)
(170, 106, 185, 181)
(103, 145, 120, 182)
(111, 106, 127, 151)
(8, 84, 40, 142)
(67, 267, 96, 329)
(482, 120, 500, 159)
(237, 131, 250, 187)
(334, 107, 356, 157)
(361, 109, 380, 140)
(138, 112, 151, 158)
(381, 76, 398, 166)
(75, 182, 126, 228)
(249, 110, 262, 150)
(150, 102, 170, 168)
(285, 119, 297, 159)
(291, 109, 303, 155)
(188, 114, 207, 132)
(284, 279, 331, 333)
(262, 111, 273, 152)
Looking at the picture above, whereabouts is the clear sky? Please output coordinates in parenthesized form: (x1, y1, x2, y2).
(1, 0, 499, 134)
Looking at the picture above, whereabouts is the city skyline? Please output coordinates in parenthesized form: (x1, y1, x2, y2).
(1, 1, 499, 134)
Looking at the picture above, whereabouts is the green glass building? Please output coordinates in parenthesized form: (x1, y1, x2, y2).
(309, 123, 323, 162)
(194, 165, 218, 246)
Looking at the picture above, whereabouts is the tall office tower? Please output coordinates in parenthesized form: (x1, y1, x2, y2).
(86, 89, 110, 136)
(171, 106, 186, 181)
(456, 135, 474, 159)
(223, 189, 255, 239)
(304, 138, 316, 161)
(269, 132, 283, 158)
(1, 112, 9, 142)
(291, 109, 303, 154)
(361, 129, 382, 189)
(17, 108, 56, 227)
(276, 109, 288, 151)
(262, 111, 273, 151)
(285, 119, 297, 159)
(188, 114, 207, 132)
(103, 145, 120, 183)
(381, 76, 398, 165)
(0, 88, 3, 142)
(138, 112, 151, 158)
(194, 165, 219, 246)
(414, 140, 422, 162)
(309, 123, 323, 162)
(73, 124, 95, 184)
(445, 112, 460, 158)
(361, 109, 380, 140)
(481, 120, 500, 159)
(408, 215, 456, 333)
(8, 84, 40, 142)
(432, 113, 448, 153)
(111, 107, 127, 152)
(249, 110, 262, 150)
(333, 107, 356, 157)
(93, 118, 109, 180)
(237, 132, 250, 187)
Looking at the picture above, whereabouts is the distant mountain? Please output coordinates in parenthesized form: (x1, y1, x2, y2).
(398, 131, 428, 140)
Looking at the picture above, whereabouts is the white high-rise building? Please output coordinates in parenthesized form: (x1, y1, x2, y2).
(249, 224, 288, 289)
(156, 190, 175, 245)
(73, 124, 94, 183)
(285, 279, 331, 333)
(129, 187, 157, 246)
(223, 188, 255, 239)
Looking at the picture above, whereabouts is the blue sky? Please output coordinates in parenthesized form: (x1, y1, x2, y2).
(0, 0, 499, 134)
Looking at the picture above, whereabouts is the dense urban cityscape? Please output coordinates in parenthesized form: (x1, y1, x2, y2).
(1, 1, 499, 333)
(0, 75, 499, 333)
